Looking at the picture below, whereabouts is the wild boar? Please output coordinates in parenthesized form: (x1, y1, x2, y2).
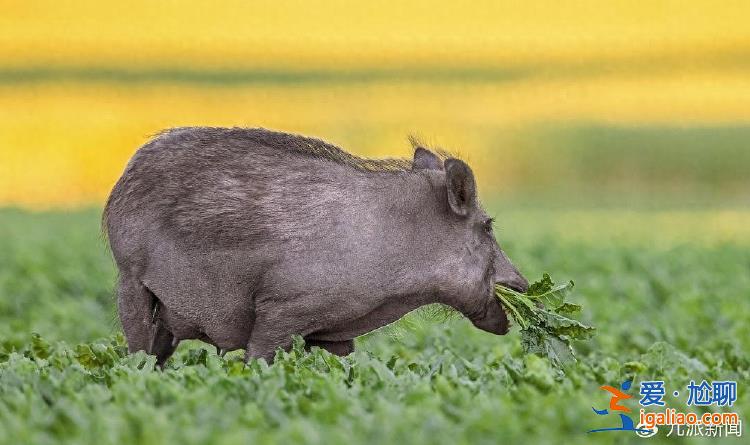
(103, 127, 528, 365)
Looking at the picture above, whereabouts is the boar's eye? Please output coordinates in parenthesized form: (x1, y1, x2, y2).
(483, 217, 495, 234)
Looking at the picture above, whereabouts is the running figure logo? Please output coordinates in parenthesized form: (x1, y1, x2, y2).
(589, 380, 651, 434)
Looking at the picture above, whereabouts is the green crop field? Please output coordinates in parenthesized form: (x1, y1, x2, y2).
(1, 207, 747, 445)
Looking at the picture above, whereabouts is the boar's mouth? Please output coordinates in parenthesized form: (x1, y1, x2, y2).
(498, 281, 527, 293)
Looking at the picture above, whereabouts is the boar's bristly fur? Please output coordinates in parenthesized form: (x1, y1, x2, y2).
(104, 127, 528, 365)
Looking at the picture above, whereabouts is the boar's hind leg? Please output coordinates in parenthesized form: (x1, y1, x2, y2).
(117, 276, 151, 352)
(304, 339, 354, 357)
(149, 310, 177, 368)
(117, 277, 177, 367)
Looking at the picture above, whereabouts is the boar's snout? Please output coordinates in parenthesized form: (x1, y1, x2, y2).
(496, 271, 529, 294)
(493, 253, 529, 293)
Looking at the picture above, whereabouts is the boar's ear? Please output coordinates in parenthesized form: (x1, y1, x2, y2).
(412, 147, 444, 171)
(444, 158, 476, 216)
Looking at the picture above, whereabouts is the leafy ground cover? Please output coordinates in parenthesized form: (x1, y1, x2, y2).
(1, 208, 748, 444)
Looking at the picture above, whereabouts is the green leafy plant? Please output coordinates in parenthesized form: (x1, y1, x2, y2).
(495, 273, 595, 367)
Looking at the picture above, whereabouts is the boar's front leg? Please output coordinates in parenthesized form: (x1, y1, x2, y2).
(243, 301, 353, 363)
(243, 308, 301, 363)
(304, 339, 354, 357)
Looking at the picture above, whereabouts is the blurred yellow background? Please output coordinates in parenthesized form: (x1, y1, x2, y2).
(1, 0, 749, 207)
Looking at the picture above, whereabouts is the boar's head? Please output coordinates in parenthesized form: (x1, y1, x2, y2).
(412, 146, 528, 335)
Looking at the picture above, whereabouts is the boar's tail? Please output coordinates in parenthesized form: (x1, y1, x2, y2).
(101, 156, 134, 243)
(101, 181, 117, 242)
(101, 130, 166, 242)
(101, 166, 134, 243)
